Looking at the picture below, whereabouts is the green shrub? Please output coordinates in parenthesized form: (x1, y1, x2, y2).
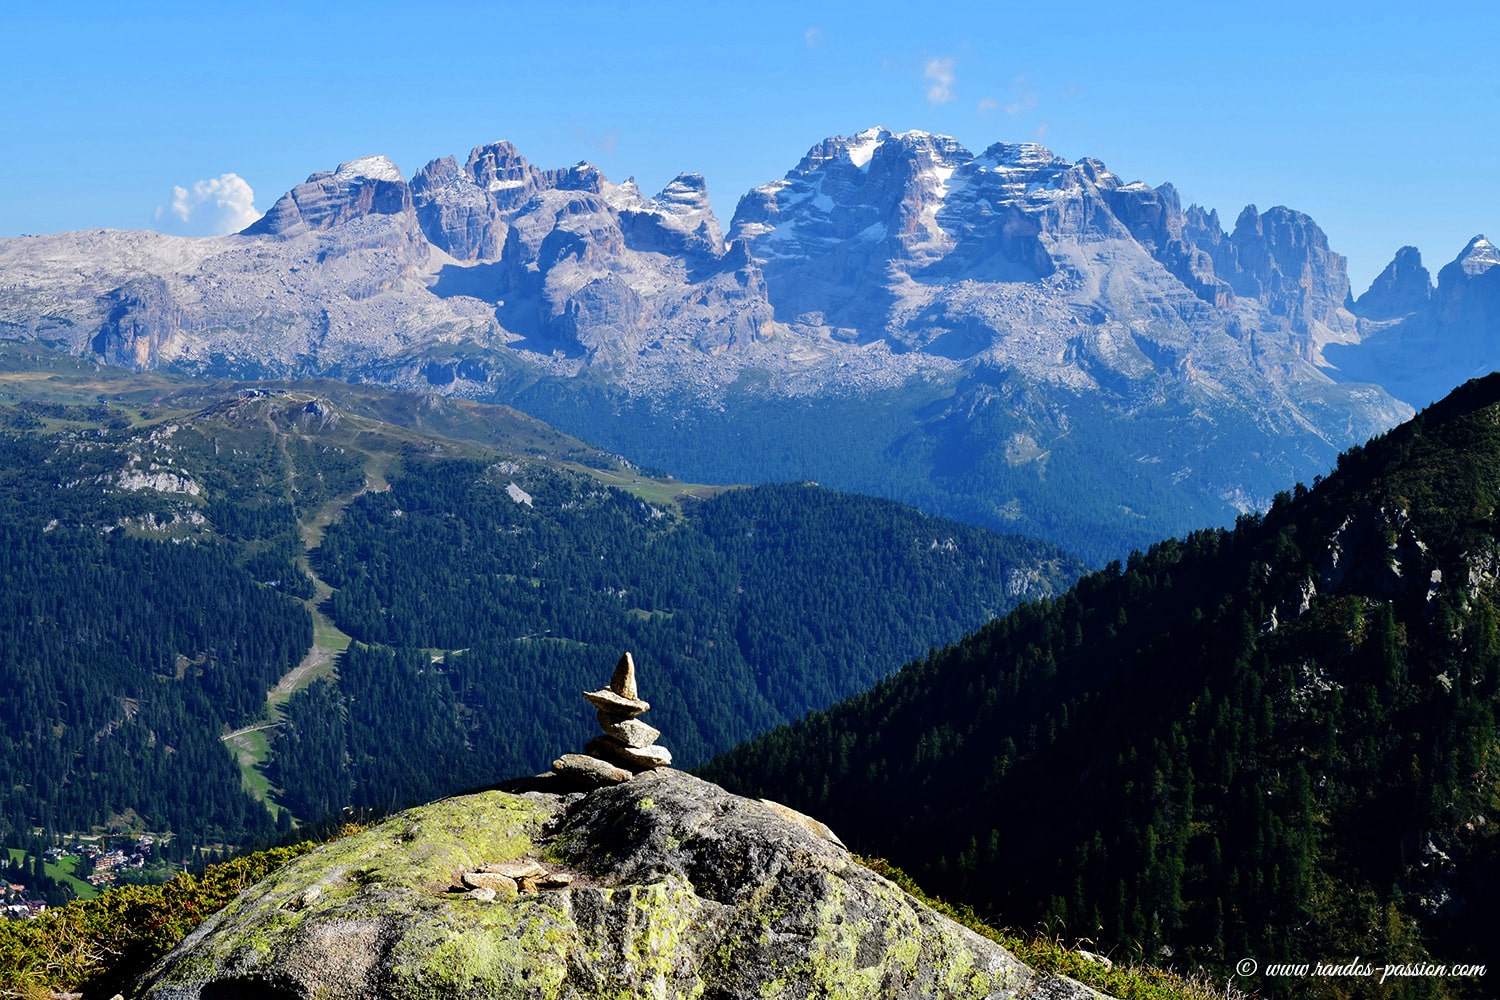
(856, 856, 1235, 1000)
(0, 842, 317, 999)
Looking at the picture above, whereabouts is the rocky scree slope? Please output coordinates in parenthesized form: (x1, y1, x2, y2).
(131, 768, 1108, 1000)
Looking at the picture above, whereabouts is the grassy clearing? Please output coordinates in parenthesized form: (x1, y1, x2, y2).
(4, 849, 98, 902)
(224, 727, 279, 810)
(576, 465, 730, 509)
(229, 481, 359, 817)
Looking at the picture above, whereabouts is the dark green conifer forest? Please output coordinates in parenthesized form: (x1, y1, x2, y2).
(276, 463, 1080, 809)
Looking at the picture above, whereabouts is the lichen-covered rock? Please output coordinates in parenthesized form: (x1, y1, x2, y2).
(131, 771, 1106, 1000)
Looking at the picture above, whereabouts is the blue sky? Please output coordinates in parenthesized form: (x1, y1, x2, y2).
(2, 1, 1494, 291)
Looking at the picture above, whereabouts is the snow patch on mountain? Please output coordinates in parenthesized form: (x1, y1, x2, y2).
(335, 156, 404, 183)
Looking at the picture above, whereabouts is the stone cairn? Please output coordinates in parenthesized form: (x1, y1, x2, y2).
(551, 652, 672, 789)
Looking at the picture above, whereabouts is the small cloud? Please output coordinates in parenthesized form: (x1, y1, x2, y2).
(157, 173, 260, 235)
(924, 57, 956, 105)
(977, 97, 1000, 116)
(1034, 123, 1050, 141)
(572, 127, 621, 158)
(804, 26, 822, 47)
(1005, 76, 1039, 116)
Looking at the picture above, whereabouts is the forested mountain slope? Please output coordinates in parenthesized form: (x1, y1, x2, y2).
(705, 376, 1500, 999)
(270, 469, 1079, 817)
(0, 345, 1079, 857)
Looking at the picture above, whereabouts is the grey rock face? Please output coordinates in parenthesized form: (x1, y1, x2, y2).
(132, 771, 1107, 1000)
(0, 216, 466, 375)
(410, 155, 502, 261)
(1228, 204, 1355, 337)
(91, 277, 185, 369)
(1182, 203, 1357, 341)
(410, 141, 552, 261)
(244, 156, 413, 238)
(1353, 245, 1432, 321)
(728, 128, 1367, 367)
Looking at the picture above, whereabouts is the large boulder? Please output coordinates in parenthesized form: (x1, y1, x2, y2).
(131, 769, 1105, 999)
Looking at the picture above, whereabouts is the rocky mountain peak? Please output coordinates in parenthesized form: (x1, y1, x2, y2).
(1173, 202, 1355, 339)
(464, 140, 537, 191)
(653, 172, 711, 212)
(1430, 234, 1500, 328)
(409, 141, 551, 260)
(641, 173, 725, 255)
(975, 141, 1065, 170)
(1353, 245, 1432, 321)
(1327, 235, 1500, 407)
(1453, 234, 1500, 276)
(332, 155, 404, 184)
(555, 161, 606, 193)
(243, 155, 414, 238)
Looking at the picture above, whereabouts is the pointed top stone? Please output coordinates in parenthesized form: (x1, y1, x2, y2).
(611, 651, 638, 700)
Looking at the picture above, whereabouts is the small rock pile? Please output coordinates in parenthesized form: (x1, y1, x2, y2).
(551, 652, 672, 788)
(450, 859, 575, 901)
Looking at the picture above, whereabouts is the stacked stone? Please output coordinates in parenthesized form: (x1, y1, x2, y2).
(551, 652, 672, 788)
(452, 859, 574, 901)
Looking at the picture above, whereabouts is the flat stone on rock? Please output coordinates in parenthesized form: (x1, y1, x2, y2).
(481, 859, 546, 880)
(599, 717, 662, 749)
(551, 753, 632, 787)
(460, 871, 518, 894)
(586, 736, 673, 772)
(583, 688, 650, 716)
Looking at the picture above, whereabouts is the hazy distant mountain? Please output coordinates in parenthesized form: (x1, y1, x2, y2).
(1332, 236, 1500, 407)
(0, 129, 1421, 560)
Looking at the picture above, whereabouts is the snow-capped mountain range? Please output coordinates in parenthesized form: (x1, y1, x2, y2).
(0, 127, 1487, 558)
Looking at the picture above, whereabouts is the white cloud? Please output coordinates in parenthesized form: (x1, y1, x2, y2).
(805, 26, 822, 47)
(977, 97, 1000, 116)
(571, 126, 621, 157)
(924, 57, 956, 105)
(157, 173, 260, 235)
(1001, 77, 1040, 117)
